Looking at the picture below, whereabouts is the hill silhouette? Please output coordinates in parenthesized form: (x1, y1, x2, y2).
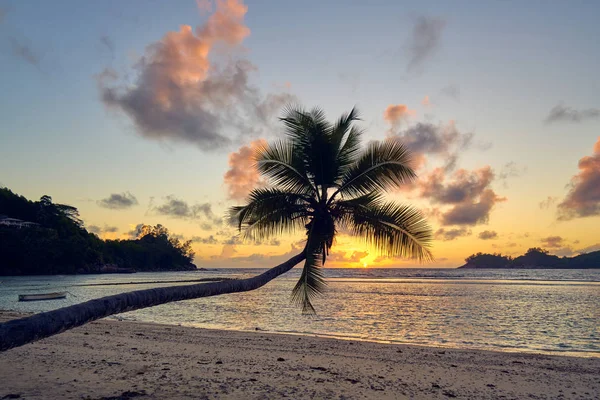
(0, 187, 196, 275)
(459, 247, 600, 269)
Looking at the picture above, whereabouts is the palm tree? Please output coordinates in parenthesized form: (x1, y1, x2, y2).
(0, 106, 432, 352)
(230, 106, 432, 312)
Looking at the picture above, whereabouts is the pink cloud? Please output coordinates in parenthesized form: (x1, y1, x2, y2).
(99, 0, 292, 150)
(224, 139, 267, 200)
(383, 104, 416, 126)
(558, 137, 600, 220)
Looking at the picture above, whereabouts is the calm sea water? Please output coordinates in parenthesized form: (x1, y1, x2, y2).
(1, 268, 598, 357)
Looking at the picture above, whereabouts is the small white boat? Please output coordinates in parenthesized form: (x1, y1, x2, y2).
(18, 292, 67, 302)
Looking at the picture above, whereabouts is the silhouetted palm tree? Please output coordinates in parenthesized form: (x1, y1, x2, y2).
(0, 106, 432, 352)
(230, 106, 432, 312)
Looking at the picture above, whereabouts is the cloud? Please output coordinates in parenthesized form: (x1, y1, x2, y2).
(545, 104, 600, 123)
(435, 227, 471, 241)
(557, 137, 600, 220)
(97, 192, 139, 210)
(222, 235, 243, 245)
(421, 96, 431, 107)
(100, 35, 115, 58)
(220, 235, 280, 246)
(9, 37, 40, 67)
(125, 224, 145, 239)
(413, 166, 506, 226)
(205, 240, 306, 266)
(440, 85, 460, 100)
(441, 189, 505, 226)
(191, 235, 219, 244)
(348, 250, 369, 262)
(418, 166, 494, 204)
(541, 236, 565, 248)
(577, 243, 600, 254)
(88, 224, 119, 236)
(388, 121, 473, 171)
(553, 247, 575, 257)
(498, 161, 526, 181)
(406, 16, 446, 73)
(224, 139, 267, 200)
(383, 104, 416, 127)
(200, 222, 214, 230)
(151, 196, 222, 225)
(87, 225, 101, 234)
(98, 0, 293, 150)
(539, 196, 558, 210)
(327, 250, 369, 264)
(478, 230, 498, 240)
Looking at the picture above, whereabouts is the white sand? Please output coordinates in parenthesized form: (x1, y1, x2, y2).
(1, 311, 598, 399)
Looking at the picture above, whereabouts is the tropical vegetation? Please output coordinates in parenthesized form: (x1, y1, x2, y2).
(0, 187, 195, 275)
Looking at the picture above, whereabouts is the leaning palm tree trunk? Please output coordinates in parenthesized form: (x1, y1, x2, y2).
(0, 252, 306, 352)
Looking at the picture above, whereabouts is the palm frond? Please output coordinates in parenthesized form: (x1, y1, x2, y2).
(335, 125, 364, 180)
(335, 195, 433, 261)
(228, 188, 311, 241)
(330, 107, 360, 150)
(331, 140, 416, 201)
(279, 105, 342, 188)
(329, 107, 363, 182)
(256, 140, 317, 196)
(280, 105, 329, 146)
(291, 225, 327, 314)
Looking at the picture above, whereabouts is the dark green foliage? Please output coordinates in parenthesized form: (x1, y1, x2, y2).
(461, 248, 600, 269)
(229, 106, 433, 313)
(101, 224, 195, 272)
(0, 187, 195, 275)
(463, 252, 512, 268)
(511, 248, 562, 268)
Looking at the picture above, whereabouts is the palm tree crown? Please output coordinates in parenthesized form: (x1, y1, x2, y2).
(229, 106, 433, 313)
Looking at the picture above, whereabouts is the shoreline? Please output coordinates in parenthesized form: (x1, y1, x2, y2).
(1, 311, 599, 399)
(7, 310, 598, 359)
(140, 320, 600, 360)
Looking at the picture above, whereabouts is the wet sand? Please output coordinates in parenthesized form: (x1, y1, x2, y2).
(1, 311, 598, 399)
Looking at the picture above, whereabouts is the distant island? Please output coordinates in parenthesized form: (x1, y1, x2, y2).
(0, 187, 196, 275)
(459, 247, 600, 269)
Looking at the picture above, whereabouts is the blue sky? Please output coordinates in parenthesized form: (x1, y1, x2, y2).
(1, 0, 599, 267)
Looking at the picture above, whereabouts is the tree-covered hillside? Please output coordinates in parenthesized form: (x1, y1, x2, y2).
(460, 247, 600, 269)
(0, 187, 196, 275)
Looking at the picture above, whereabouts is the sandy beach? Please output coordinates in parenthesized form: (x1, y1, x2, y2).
(1, 311, 598, 400)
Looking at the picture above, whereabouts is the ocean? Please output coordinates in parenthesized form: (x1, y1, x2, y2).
(1, 268, 598, 357)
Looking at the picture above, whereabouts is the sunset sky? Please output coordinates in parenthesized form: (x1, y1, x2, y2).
(1, 0, 599, 268)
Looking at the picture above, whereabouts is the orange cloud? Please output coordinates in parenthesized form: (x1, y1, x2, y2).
(383, 104, 416, 126)
(558, 136, 600, 219)
(541, 236, 565, 249)
(99, 0, 292, 150)
(197, 0, 249, 45)
(422, 95, 431, 107)
(224, 139, 267, 200)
